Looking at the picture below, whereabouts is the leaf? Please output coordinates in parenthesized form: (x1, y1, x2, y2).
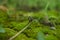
(0, 24, 5, 33)
(37, 31, 45, 40)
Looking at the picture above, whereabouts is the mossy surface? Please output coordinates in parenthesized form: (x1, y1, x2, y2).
(0, 10, 60, 40)
(0, 28, 17, 40)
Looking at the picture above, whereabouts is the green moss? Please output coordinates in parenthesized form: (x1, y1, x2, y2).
(24, 27, 42, 38)
(27, 38, 36, 40)
(0, 28, 17, 40)
(45, 35, 58, 40)
(0, 10, 60, 40)
(13, 34, 28, 40)
(56, 28, 60, 39)
(9, 21, 28, 31)
(5, 28, 17, 37)
(0, 10, 8, 23)
(14, 34, 36, 40)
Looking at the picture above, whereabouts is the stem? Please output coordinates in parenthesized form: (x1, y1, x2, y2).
(8, 20, 34, 40)
(44, 2, 50, 22)
(44, 2, 49, 11)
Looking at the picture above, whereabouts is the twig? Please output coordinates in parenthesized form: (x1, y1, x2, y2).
(8, 20, 34, 40)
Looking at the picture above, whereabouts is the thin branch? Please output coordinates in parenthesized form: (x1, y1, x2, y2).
(44, 2, 50, 23)
(44, 2, 49, 10)
(8, 20, 34, 40)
